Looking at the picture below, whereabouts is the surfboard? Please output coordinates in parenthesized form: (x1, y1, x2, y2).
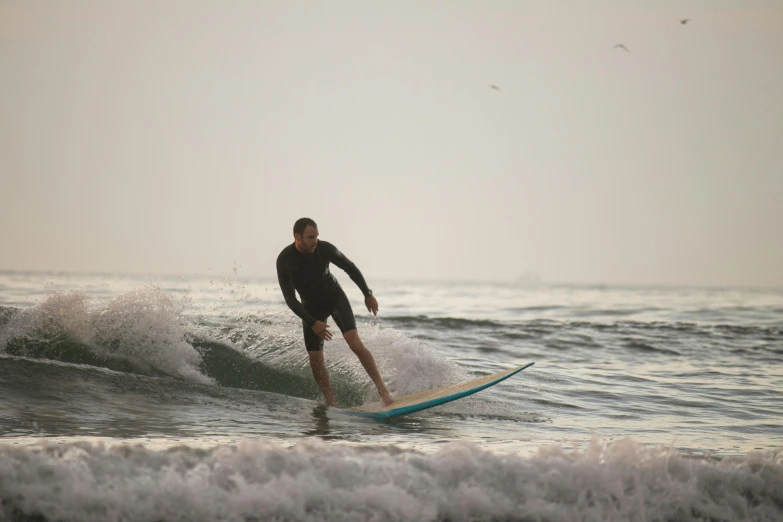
(345, 362, 535, 419)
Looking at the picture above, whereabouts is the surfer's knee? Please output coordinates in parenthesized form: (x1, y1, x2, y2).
(343, 330, 368, 354)
(343, 328, 360, 344)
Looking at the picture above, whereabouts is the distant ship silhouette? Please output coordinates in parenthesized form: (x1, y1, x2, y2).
(515, 270, 542, 287)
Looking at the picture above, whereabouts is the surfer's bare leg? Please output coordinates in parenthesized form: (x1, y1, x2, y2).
(307, 350, 338, 407)
(343, 329, 394, 406)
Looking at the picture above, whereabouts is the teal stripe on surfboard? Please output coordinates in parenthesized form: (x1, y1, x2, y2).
(343, 362, 535, 420)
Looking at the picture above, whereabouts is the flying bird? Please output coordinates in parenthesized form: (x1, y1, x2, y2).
(613, 44, 630, 53)
(490, 84, 501, 91)
(680, 18, 691, 25)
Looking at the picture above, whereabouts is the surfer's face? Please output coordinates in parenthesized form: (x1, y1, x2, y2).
(295, 225, 319, 254)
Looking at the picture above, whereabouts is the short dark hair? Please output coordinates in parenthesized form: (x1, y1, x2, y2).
(293, 217, 317, 237)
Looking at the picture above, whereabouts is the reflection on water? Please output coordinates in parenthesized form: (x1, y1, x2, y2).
(304, 405, 337, 439)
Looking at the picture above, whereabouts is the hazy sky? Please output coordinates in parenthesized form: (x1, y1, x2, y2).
(1, 1, 782, 287)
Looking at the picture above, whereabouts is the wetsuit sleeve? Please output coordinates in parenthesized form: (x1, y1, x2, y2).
(326, 243, 372, 297)
(276, 256, 317, 327)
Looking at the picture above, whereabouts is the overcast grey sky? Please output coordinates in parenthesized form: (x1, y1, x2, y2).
(1, 1, 781, 286)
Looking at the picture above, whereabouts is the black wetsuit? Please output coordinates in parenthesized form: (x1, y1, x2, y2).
(276, 241, 372, 351)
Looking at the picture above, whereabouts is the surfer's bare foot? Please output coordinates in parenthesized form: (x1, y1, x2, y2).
(381, 393, 394, 407)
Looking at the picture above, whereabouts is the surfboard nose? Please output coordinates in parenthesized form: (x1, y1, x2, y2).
(346, 362, 535, 419)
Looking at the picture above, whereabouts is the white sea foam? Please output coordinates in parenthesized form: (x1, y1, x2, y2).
(0, 287, 213, 385)
(213, 314, 463, 403)
(91, 286, 212, 384)
(301, 322, 462, 402)
(359, 323, 461, 395)
(0, 291, 92, 348)
(0, 438, 780, 522)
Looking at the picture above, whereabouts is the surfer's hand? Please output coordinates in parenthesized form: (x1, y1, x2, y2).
(365, 295, 379, 316)
(312, 321, 332, 340)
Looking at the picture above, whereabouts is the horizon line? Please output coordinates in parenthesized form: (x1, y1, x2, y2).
(0, 268, 781, 292)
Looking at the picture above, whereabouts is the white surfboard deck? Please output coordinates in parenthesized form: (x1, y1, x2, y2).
(343, 362, 535, 419)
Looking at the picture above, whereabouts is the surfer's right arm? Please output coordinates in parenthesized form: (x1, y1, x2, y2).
(276, 257, 318, 328)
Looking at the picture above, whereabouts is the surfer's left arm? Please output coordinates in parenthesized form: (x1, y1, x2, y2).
(326, 242, 378, 315)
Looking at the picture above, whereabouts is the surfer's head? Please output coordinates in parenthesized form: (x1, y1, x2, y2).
(293, 217, 318, 254)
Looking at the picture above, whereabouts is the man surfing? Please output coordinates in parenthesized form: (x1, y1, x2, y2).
(276, 217, 394, 407)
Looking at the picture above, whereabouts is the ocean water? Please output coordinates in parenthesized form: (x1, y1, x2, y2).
(1, 270, 782, 521)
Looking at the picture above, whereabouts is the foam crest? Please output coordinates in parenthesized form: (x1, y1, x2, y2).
(0, 291, 92, 349)
(0, 439, 780, 522)
(92, 287, 212, 384)
(0, 287, 212, 385)
(355, 323, 461, 397)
